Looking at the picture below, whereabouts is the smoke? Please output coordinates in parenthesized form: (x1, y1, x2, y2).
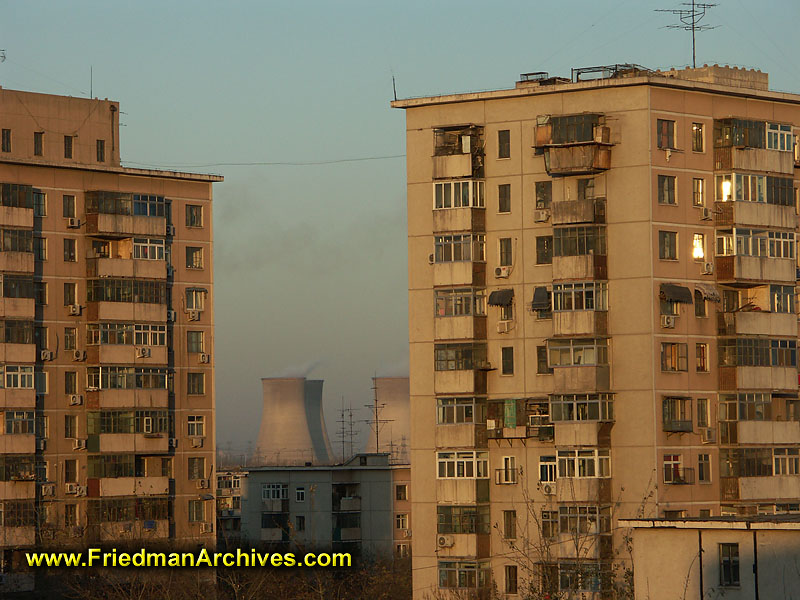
(268, 359, 323, 378)
(374, 357, 409, 378)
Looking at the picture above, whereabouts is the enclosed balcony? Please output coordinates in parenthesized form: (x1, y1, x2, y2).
(0, 389, 36, 409)
(87, 257, 167, 280)
(98, 433, 170, 453)
(432, 126, 484, 179)
(553, 365, 610, 393)
(714, 201, 797, 230)
(737, 421, 800, 445)
(718, 366, 797, 392)
(715, 255, 795, 284)
(89, 344, 169, 365)
(85, 191, 168, 237)
(0, 480, 35, 500)
(0, 205, 34, 229)
(552, 255, 607, 281)
(433, 207, 485, 234)
(92, 389, 170, 409)
(553, 311, 608, 337)
(436, 479, 490, 504)
(99, 519, 169, 542)
(555, 478, 612, 503)
(714, 146, 794, 175)
(436, 533, 491, 559)
(534, 114, 612, 177)
(0, 527, 35, 547)
(551, 198, 606, 226)
(0, 297, 35, 320)
(0, 252, 34, 274)
(0, 435, 36, 454)
(728, 476, 800, 501)
(0, 342, 36, 364)
(435, 424, 487, 449)
(717, 311, 796, 336)
(434, 316, 487, 341)
(553, 422, 603, 446)
(97, 476, 169, 496)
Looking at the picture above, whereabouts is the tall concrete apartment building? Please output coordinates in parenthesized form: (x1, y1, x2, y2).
(392, 65, 800, 598)
(0, 87, 220, 591)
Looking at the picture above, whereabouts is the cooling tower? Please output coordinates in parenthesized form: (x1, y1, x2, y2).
(364, 377, 410, 463)
(255, 377, 334, 465)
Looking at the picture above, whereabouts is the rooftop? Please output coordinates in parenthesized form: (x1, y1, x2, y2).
(620, 516, 800, 531)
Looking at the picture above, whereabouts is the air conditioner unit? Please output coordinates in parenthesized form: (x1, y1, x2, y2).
(594, 125, 611, 144)
(534, 209, 550, 223)
(701, 207, 713, 221)
(166, 224, 176, 236)
(136, 347, 151, 358)
(187, 310, 200, 321)
(702, 262, 714, 275)
(497, 321, 512, 334)
(67, 218, 81, 229)
(76, 485, 87, 497)
(73, 439, 87, 450)
(40, 350, 54, 361)
(191, 437, 204, 448)
(495, 266, 511, 278)
(701, 428, 716, 444)
(486, 419, 497, 430)
(201, 522, 214, 534)
(65, 483, 79, 495)
(69, 394, 84, 406)
(661, 315, 676, 329)
(437, 534, 454, 548)
(540, 483, 555, 496)
(41, 483, 55, 497)
(167, 309, 177, 322)
(536, 201, 546, 209)
(428, 253, 435, 265)
(169, 438, 178, 448)
(73, 349, 86, 361)
(68, 304, 82, 316)
(36, 439, 46, 451)
(197, 479, 210, 489)
(166, 265, 174, 277)
(403, 529, 412, 538)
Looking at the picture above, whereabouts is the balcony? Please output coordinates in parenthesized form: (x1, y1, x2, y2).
(552, 311, 608, 337)
(262, 498, 289, 513)
(90, 345, 169, 365)
(0, 298, 34, 319)
(714, 146, 795, 175)
(553, 365, 610, 393)
(554, 422, 602, 446)
(0, 205, 34, 228)
(555, 478, 612, 503)
(552, 254, 607, 281)
(433, 261, 485, 288)
(94, 389, 170, 409)
(715, 255, 796, 284)
(85, 213, 166, 237)
(737, 421, 800, 445)
(86, 301, 167, 323)
(665, 467, 695, 485)
(0, 480, 36, 500)
(87, 257, 168, 280)
(0, 526, 35, 547)
(98, 519, 169, 541)
(338, 496, 361, 512)
(542, 144, 611, 177)
(0, 435, 35, 454)
(0, 389, 36, 409)
(434, 370, 487, 395)
(0, 252, 34, 273)
(738, 475, 800, 501)
(529, 424, 555, 441)
(435, 424, 487, 449)
(0, 342, 36, 363)
(436, 533, 490, 559)
(494, 468, 519, 485)
(557, 533, 610, 560)
(436, 479, 490, 504)
(261, 527, 288, 543)
(551, 198, 606, 226)
(432, 154, 482, 180)
(98, 476, 169, 496)
(98, 433, 170, 453)
(663, 420, 693, 434)
(435, 316, 487, 341)
(718, 366, 797, 392)
(487, 425, 528, 441)
(717, 311, 796, 336)
(714, 201, 797, 229)
(432, 207, 485, 234)
(338, 527, 362, 542)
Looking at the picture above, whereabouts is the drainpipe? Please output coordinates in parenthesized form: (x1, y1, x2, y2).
(753, 529, 759, 600)
(698, 529, 704, 600)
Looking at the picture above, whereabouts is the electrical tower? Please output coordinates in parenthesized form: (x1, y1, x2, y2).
(657, 1, 717, 69)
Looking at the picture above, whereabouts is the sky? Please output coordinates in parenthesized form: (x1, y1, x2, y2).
(2, 0, 799, 454)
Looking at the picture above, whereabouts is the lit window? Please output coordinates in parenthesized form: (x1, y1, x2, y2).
(692, 233, 705, 260)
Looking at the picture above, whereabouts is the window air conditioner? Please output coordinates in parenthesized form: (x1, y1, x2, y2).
(69, 394, 84, 406)
(73, 350, 86, 361)
(199, 353, 211, 364)
(201, 523, 214, 534)
(437, 534, 454, 548)
(67, 218, 81, 229)
(65, 483, 78, 495)
(540, 483, 554, 495)
(534, 209, 550, 223)
(187, 310, 200, 321)
(701, 207, 713, 221)
(495, 266, 511, 278)
(136, 347, 151, 358)
(40, 350, 54, 361)
(702, 262, 714, 275)
(73, 439, 87, 450)
(167, 309, 177, 322)
(661, 315, 676, 329)
(166, 224, 176, 236)
(196, 479, 210, 489)
(68, 304, 82, 316)
(169, 438, 178, 448)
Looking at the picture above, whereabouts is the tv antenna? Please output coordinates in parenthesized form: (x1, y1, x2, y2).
(656, 1, 717, 68)
(0, 50, 6, 63)
(336, 397, 357, 462)
(364, 378, 393, 454)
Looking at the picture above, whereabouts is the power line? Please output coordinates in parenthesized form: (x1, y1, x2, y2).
(656, 1, 717, 68)
(123, 154, 405, 170)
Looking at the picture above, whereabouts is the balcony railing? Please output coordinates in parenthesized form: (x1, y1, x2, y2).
(665, 467, 695, 485)
(494, 468, 519, 485)
(663, 420, 693, 433)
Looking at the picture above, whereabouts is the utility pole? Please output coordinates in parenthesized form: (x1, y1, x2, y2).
(657, 1, 717, 68)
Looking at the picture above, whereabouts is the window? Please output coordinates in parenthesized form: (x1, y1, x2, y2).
(663, 454, 683, 483)
(187, 415, 205, 437)
(437, 505, 490, 534)
(396, 484, 408, 501)
(5, 411, 34, 434)
(87, 279, 166, 304)
(720, 448, 772, 477)
(437, 397, 485, 425)
(768, 231, 794, 259)
(771, 285, 794, 313)
(501, 347, 514, 375)
(502, 510, 516, 539)
(693, 178, 705, 206)
(434, 343, 486, 371)
(692, 122, 704, 152)
(1, 229, 33, 252)
(539, 456, 556, 482)
(500, 302, 513, 322)
(498, 129, 510, 158)
(187, 457, 205, 480)
(133, 238, 165, 260)
(767, 122, 793, 151)
(86, 367, 169, 390)
(767, 176, 794, 206)
(96, 139, 105, 162)
(186, 247, 203, 269)
(34, 132, 43, 156)
(434, 181, 485, 209)
(696, 343, 709, 372)
(438, 560, 491, 589)
(64, 459, 77, 483)
(33, 192, 46, 216)
(558, 449, 611, 479)
(498, 184, 511, 213)
(1, 129, 10, 152)
(64, 503, 77, 527)
(550, 394, 614, 422)
(553, 281, 608, 311)
(497, 456, 517, 484)
(134, 324, 167, 346)
(505, 565, 518, 595)
(63, 284, 77, 308)
(396, 513, 408, 529)
(62, 194, 76, 218)
(658, 175, 676, 205)
(64, 136, 73, 159)
(187, 331, 204, 353)
(550, 114, 598, 144)
(536, 236, 552, 264)
(663, 397, 692, 431)
(435, 288, 486, 317)
(188, 500, 205, 523)
(63, 238, 76, 262)
(698, 454, 711, 483)
(774, 448, 800, 475)
(186, 288, 206, 311)
(64, 415, 77, 439)
(5, 366, 34, 389)
(548, 338, 608, 367)
(186, 204, 203, 227)
(262, 483, 288, 500)
(33, 237, 46, 261)
(34, 282, 47, 305)
(692, 233, 705, 262)
(434, 234, 485, 263)
(719, 543, 739, 587)
(187, 373, 205, 395)
(296, 487, 305, 502)
(161, 458, 173, 477)
(661, 343, 688, 372)
(499, 238, 512, 267)
(657, 119, 675, 149)
(537, 346, 553, 374)
(553, 226, 606, 257)
(697, 398, 709, 428)
(535, 181, 552, 209)
(436, 451, 489, 479)
(65, 371, 77, 395)
(296, 515, 305, 532)
(659, 231, 677, 260)
(540, 510, 558, 540)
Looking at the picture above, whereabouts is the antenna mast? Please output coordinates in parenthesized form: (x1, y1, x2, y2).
(656, 1, 717, 68)
(364, 377, 392, 455)
(336, 397, 356, 462)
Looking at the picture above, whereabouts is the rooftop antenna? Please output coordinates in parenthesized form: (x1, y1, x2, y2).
(336, 397, 357, 462)
(392, 75, 397, 102)
(656, 1, 717, 68)
(364, 375, 393, 454)
(0, 50, 6, 63)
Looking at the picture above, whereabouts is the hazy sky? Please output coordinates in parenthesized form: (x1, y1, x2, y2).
(2, 0, 799, 453)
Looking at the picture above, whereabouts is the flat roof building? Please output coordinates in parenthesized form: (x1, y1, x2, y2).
(392, 64, 800, 598)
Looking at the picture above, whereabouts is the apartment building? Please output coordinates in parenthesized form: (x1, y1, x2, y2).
(392, 64, 800, 598)
(217, 454, 412, 559)
(0, 87, 221, 592)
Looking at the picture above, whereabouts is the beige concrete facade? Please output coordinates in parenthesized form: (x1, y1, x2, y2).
(393, 65, 800, 598)
(0, 86, 221, 589)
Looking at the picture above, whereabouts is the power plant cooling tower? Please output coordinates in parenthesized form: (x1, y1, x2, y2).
(364, 377, 410, 463)
(255, 377, 334, 465)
